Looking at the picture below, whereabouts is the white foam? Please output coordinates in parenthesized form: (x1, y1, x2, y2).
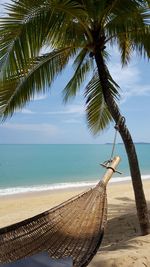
(0, 182, 97, 196)
(111, 174, 150, 183)
(0, 175, 150, 196)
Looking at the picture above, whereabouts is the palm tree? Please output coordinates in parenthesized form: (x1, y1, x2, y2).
(0, 0, 150, 235)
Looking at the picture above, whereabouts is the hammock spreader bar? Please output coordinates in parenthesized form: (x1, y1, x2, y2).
(0, 156, 121, 267)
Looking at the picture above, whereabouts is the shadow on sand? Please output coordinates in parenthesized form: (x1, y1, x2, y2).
(98, 197, 150, 252)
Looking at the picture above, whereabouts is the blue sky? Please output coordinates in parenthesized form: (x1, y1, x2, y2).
(0, 1, 150, 144)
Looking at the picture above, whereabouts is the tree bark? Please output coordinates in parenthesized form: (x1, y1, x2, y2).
(94, 48, 150, 235)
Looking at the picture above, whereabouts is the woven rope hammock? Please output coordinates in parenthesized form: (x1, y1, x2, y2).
(0, 156, 120, 267)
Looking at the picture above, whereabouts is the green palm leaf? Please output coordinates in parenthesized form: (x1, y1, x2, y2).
(85, 72, 112, 134)
(0, 1, 52, 76)
(0, 0, 91, 78)
(63, 48, 93, 102)
(85, 69, 120, 134)
(0, 47, 73, 119)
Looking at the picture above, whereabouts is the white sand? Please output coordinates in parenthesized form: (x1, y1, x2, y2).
(0, 180, 150, 267)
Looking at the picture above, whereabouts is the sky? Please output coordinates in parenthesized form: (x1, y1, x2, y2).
(0, 0, 150, 144)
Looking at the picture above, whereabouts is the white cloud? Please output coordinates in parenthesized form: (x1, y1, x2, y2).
(108, 60, 150, 103)
(63, 119, 81, 124)
(32, 94, 47, 101)
(109, 63, 140, 85)
(21, 109, 36, 114)
(1, 123, 59, 136)
(16, 104, 85, 116)
(45, 105, 85, 115)
(120, 84, 150, 103)
(15, 108, 36, 115)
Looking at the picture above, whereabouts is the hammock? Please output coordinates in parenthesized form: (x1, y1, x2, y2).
(0, 156, 120, 267)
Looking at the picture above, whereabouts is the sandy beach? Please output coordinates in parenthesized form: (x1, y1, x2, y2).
(0, 179, 150, 267)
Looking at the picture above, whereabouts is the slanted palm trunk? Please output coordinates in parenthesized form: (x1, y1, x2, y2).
(94, 47, 150, 236)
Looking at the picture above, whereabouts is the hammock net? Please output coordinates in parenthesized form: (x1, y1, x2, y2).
(0, 156, 120, 267)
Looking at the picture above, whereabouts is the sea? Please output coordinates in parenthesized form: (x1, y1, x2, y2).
(0, 144, 150, 196)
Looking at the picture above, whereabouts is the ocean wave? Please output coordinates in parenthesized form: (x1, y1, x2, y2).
(0, 175, 150, 196)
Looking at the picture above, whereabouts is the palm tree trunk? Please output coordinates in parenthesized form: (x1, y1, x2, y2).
(94, 49, 150, 235)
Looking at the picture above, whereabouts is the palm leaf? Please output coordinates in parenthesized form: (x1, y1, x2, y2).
(0, 0, 91, 79)
(105, 3, 150, 62)
(106, 3, 150, 38)
(117, 34, 133, 65)
(127, 24, 150, 58)
(0, 0, 52, 76)
(0, 47, 73, 119)
(85, 72, 112, 134)
(63, 48, 93, 102)
(85, 69, 120, 134)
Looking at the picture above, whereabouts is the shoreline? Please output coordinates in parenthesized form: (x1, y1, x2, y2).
(0, 179, 150, 223)
(1, 175, 150, 198)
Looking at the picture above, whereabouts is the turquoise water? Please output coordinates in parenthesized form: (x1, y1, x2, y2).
(0, 144, 150, 195)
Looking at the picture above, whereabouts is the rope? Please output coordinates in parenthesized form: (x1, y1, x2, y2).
(109, 126, 118, 161)
(100, 116, 125, 175)
(110, 116, 126, 161)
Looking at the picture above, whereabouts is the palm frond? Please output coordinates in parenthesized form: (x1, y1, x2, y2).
(117, 35, 133, 65)
(106, 3, 149, 36)
(50, 0, 92, 41)
(85, 68, 120, 134)
(0, 0, 92, 78)
(128, 24, 150, 58)
(0, 0, 52, 76)
(85, 72, 112, 134)
(0, 47, 73, 119)
(105, 3, 150, 61)
(63, 48, 93, 102)
(76, 0, 106, 23)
